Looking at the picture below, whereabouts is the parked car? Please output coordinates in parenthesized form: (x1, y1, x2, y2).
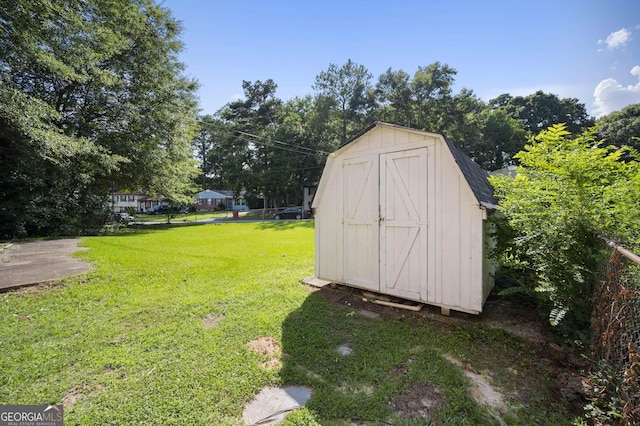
(117, 212, 135, 223)
(147, 204, 169, 215)
(108, 212, 134, 224)
(273, 207, 302, 220)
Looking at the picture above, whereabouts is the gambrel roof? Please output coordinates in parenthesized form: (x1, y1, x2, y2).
(443, 137, 497, 211)
(340, 122, 497, 211)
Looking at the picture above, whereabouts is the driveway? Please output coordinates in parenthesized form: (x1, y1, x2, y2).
(0, 239, 91, 291)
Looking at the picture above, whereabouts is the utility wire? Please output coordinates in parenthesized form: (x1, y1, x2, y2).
(203, 125, 330, 157)
(210, 130, 318, 157)
(235, 130, 330, 155)
(240, 137, 322, 157)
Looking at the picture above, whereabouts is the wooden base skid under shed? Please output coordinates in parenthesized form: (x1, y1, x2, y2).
(300, 276, 481, 316)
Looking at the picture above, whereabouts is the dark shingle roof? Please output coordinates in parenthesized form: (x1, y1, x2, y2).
(443, 137, 498, 211)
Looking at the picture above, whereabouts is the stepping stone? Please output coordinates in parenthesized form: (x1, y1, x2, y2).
(358, 309, 380, 319)
(337, 345, 352, 356)
(242, 386, 312, 425)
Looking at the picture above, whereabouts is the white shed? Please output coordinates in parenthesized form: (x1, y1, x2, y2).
(311, 122, 497, 314)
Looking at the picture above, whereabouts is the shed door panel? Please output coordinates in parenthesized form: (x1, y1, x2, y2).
(343, 156, 379, 290)
(380, 148, 428, 300)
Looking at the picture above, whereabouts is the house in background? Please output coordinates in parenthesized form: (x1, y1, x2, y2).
(193, 189, 249, 211)
(111, 192, 141, 213)
(194, 189, 228, 211)
(138, 195, 167, 213)
(310, 122, 497, 315)
(110, 192, 166, 213)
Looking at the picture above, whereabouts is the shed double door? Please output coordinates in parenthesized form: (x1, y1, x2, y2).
(343, 148, 429, 301)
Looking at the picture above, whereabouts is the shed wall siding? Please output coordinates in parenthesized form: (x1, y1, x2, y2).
(315, 157, 342, 282)
(314, 125, 489, 313)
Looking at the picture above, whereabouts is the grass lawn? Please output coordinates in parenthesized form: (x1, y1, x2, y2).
(0, 223, 576, 425)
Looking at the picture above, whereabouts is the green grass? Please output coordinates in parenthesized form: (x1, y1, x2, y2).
(0, 223, 574, 425)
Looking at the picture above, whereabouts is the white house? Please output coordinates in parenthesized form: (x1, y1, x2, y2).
(111, 192, 148, 213)
(311, 122, 497, 315)
(110, 192, 167, 213)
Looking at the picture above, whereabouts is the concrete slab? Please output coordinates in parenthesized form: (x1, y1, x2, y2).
(0, 239, 91, 290)
(300, 276, 332, 288)
(242, 386, 312, 425)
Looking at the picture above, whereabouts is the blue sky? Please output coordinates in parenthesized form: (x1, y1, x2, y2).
(161, 0, 640, 118)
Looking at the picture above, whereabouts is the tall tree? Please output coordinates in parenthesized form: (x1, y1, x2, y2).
(313, 59, 374, 144)
(374, 68, 413, 126)
(193, 115, 224, 190)
(270, 96, 328, 205)
(444, 88, 485, 157)
(218, 80, 283, 202)
(0, 0, 199, 237)
(491, 91, 594, 135)
(461, 108, 527, 170)
(410, 62, 458, 132)
(597, 103, 640, 152)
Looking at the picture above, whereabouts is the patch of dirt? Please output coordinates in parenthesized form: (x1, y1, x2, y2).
(247, 337, 280, 356)
(389, 383, 446, 422)
(443, 354, 506, 410)
(315, 286, 407, 320)
(7, 280, 64, 296)
(261, 359, 282, 370)
(316, 285, 588, 421)
(62, 391, 82, 410)
(315, 285, 473, 326)
(202, 313, 224, 329)
(63, 384, 103, 410)
(481, 298, 550, 344)
(247, 336, 281, 370)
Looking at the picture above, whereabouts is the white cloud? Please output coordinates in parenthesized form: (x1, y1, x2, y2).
(598, 28, 632, 50)
(593, 66, 640, 117)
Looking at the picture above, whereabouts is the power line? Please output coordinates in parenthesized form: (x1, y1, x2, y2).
(235, 130, 330, 155)
(241, 137, 322, 157)
(203, 124, 331, 157)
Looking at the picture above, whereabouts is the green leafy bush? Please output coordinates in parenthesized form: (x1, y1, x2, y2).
(489, 124, 640, 330)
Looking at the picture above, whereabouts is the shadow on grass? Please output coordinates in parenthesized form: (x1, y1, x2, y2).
(100, 221, 216, 237)
(255, 221, 314, 231)
(278, 286, 495, 425)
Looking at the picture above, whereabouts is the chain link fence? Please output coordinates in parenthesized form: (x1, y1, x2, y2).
(591, 242, 640, 424)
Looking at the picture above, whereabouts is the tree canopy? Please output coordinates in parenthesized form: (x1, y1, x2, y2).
(0, 0, 198, 238)
(4, 2, 617, 238)
(490, 90, 594, 135)
(200, 60, 596, 203)
(597, 103, 640, 152)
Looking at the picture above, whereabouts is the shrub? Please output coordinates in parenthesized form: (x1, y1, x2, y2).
(489, 124, 640, 331)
